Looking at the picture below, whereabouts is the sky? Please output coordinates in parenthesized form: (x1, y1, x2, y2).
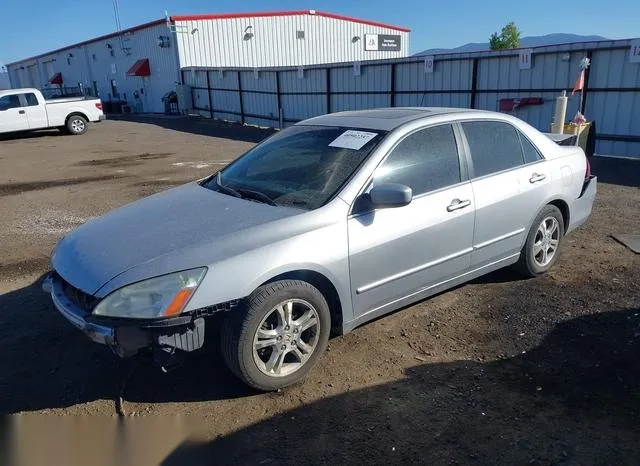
(1, 0, 639, 67)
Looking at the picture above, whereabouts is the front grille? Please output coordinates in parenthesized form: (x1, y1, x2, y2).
(55, 273, 100, 312)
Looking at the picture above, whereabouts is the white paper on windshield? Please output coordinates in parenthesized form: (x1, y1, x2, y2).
(329, 130, 378, 150)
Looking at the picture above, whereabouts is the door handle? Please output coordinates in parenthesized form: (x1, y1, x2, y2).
(18, 110, 26, 114)
(447, 198, 471, 212)
(529, 173, 546, 183)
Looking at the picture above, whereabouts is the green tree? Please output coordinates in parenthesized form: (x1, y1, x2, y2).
(489, 22, 522, 50)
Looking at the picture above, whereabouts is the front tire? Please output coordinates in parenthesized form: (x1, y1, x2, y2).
(66, 115, 88, 135)
(516, 205, 565, 277)
(221, 280, 331, 391)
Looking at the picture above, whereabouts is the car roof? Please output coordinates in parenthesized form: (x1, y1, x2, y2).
(299, 107, 494, 131)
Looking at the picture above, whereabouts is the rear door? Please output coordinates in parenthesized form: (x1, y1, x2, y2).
(348, 123, 475, 317)
(22, 92, 48, 129)
(460, 120, 550, 268)
(0, 94, 29, 132)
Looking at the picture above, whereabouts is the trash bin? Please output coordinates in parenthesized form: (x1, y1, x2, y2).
(563, 122, 592, 153)
(162, 91, 179, 115)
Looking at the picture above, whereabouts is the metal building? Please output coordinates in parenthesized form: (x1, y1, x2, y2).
(5, 11, 410, 113)
(0, 71, 9, 90)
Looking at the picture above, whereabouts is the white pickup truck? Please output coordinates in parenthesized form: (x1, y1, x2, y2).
(0, 88, 105, 136)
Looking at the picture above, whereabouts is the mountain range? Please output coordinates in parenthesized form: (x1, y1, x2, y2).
(414, 33, 609, 56)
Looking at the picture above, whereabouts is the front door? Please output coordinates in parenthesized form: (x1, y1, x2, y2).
(460, 120, 551, 267)
(22, 92, 48, 130)
(348, 123, 475, 317)
(0, 94, 29, 132)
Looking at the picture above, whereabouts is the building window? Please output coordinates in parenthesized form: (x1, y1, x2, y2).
(110, 79, 118, 98)
(92, 54, 97, 61)
(67, 58, 71, 65)
(296, 30, 305, 39)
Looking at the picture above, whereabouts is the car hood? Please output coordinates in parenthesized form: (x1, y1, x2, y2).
(52, 182, 304, 295)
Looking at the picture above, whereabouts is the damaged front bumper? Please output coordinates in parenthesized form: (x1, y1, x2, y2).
(43, 273, 205, 358)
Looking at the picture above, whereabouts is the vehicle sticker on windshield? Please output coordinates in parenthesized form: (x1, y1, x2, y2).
(329, 130, 378, 150)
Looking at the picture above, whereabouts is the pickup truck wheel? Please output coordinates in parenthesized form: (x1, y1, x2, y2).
(516, 205, 565, 277)
(221, 280, 331, 391)
(66, 115, 88, 135)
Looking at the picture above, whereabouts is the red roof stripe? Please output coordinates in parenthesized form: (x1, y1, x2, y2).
(170, 10, 411, 32)
(7, 10, 409, 66)
(6, 19, 166, 66)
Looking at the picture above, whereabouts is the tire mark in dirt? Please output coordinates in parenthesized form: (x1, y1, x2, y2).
(0, 257, 50, 280)
(90, 149, 126, 154)
(0, 175, 128, 197)
(76, 152, 174, 168)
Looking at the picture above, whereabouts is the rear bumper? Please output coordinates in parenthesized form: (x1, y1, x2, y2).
(97, 114, 106, 122)
(567, 175, 597, 234)
(43, 273, 205, 357)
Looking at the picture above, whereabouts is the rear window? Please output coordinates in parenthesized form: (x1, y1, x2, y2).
(24, 93, 39, 106)
(462, 121, 524, 177)
(519, 133, 543, 164)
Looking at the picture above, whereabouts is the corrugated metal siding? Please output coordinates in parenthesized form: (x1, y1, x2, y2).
(210, 70, 242, 122)
(81, 23, 179, 113)
(7, 23, 178, 113)
(394, 59, 472, 108)
(329, 64, 391, 112)
(175, 14, 408, 68)
(280, 68, 327, 120)
(186, 39, 640, 157)
(588, 48, 640, 157)
(241, 70, 279, 126)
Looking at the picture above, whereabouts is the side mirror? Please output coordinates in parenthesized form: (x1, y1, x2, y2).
(369, 183, 412, 208)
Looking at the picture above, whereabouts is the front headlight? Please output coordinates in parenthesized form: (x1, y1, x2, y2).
(93, 268, 207, 319)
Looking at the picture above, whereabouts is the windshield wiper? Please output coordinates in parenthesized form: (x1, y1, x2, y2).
(237, 188, 277, 206)
(214, 173, 242, 199)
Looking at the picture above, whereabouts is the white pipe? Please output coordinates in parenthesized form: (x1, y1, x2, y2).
(551, 90, 568, 134)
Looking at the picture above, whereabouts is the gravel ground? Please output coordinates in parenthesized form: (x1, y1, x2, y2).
(1, 117, 639, 465)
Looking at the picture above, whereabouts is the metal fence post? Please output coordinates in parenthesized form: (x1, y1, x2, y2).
(325, 67, 331, 114)
(390, 63, 396, 107)
(582, 50, 593, 117)
(470, 58, 479, 109)
(206, 70, 213, 119)
(275, 70, 282, 129)
(237, 71, 245, 125)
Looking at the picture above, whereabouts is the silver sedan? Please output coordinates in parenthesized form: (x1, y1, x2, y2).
(44, 107, 597, 390)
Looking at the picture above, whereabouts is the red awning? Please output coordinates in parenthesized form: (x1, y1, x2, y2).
(48, 72, 63, 85)
(126, 59, 150, 77)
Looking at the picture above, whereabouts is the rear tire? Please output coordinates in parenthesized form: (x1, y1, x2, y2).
(221, 280, 331, 391)
(66, 115, 88, 135)
(515, 205, 565, 277)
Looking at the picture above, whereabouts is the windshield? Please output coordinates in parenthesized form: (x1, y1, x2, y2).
(203, 125, 386, 210)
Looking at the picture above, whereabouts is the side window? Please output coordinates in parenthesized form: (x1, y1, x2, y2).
(519, 133, 543, 164)
(24, 93, 39, 106)
(0, 95, 21, 111)
(374, 124, 461, 196)
(462, 121, 524, 177)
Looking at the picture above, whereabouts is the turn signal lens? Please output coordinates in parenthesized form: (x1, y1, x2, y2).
(163, 288, 196, 316)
